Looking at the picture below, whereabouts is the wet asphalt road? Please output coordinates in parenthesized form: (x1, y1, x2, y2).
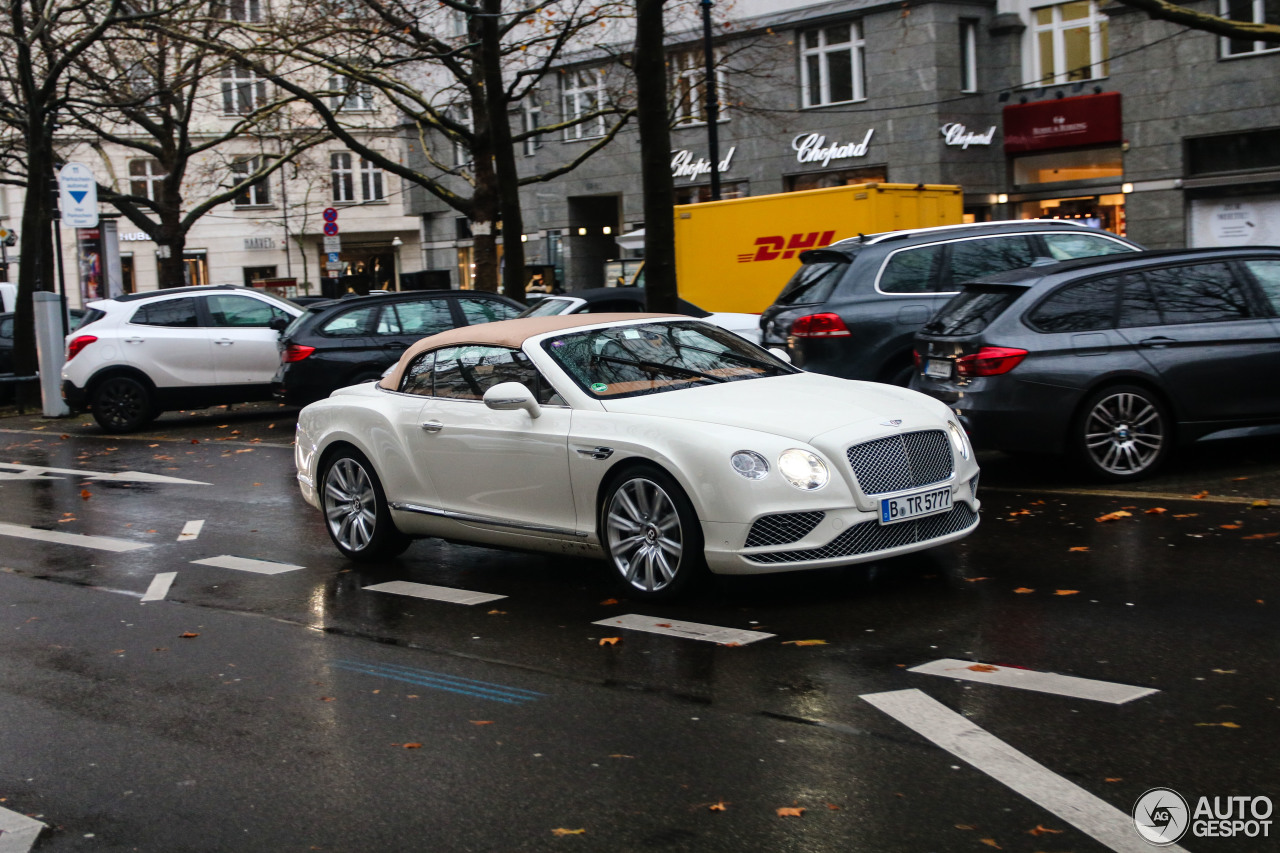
(0, 403, 1277, 852)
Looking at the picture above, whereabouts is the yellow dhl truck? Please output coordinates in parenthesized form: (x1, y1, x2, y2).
(659, 182, 962, 314)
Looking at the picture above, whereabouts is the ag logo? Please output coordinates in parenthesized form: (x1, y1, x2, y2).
(1133, 787, 1189, 845)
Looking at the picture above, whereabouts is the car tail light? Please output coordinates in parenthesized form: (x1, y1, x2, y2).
(956, 346, 1028, 377)
(912, 349, 922, 368)
(790, 313, 851, 338)
(282, 343, 316, 363)
(66, 335, 97, 361)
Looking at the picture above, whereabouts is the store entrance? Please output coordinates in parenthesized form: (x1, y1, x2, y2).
(1018, 193, 1127, 236)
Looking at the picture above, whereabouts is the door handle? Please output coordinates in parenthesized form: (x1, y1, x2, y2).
(420, 420, 443, 433)
(122, 337, 144, 344)
(214, 338, 235, 346)
(1139, 336, 1176, 348)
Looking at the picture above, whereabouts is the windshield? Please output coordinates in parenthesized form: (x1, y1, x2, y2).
(543, 320, 796, 399)
(920, 286, 1025, 337)
(517, 297, 575, 318)
(774, 255, 852, 305)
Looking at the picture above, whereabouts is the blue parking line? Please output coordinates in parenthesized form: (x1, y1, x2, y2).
(331, 659, 546, 705)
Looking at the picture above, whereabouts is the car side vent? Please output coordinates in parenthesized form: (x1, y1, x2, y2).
(846, 430, 953, 495)
(745, 512, 826, 548)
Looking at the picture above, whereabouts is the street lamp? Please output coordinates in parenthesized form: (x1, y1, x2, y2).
(391, 236, 403, 291)
(701, 0, 721, 201)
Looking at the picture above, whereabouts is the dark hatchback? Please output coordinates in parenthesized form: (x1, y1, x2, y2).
(912, 247, 1280, 481)
(759, 221, 1141, 385)
(272, 290, 522, 406)
(1, 308, 85, 374)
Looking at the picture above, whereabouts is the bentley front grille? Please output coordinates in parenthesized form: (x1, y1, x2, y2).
(845, 429, 953, 495)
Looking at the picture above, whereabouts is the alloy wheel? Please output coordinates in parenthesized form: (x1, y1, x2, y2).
(324, 456, 378, 554)
(1082, 390, 1165, 477)
(606, 477, 685, 594)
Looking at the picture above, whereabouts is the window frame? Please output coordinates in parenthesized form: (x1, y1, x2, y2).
(670, 48, 727, 126)
(359, 157, 384, 201)
(799, 22, 866, 108)
(129, 158, 167, 204)
(231, 156, 273, 207)
(328, 74, 375, 112)
(330, 152, 355, 203)
(1027, 1, 1110, 86)
(561, 67, 606, 140)
(221, 65, 267, 115)
(1219, 0, 1280, 57)
(959, 19, 979, 93)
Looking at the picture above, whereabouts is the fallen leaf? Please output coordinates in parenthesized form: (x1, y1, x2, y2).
(1244, 532, 1279, 540)
(1054, 589, 1080, 596)
(1195, 722, 1241, 728)
(719, 642, 743, 647)
(1105, 777, 1123, 783)
(980, 839, 1002, 849)
(708, 801, 728, 812)
(402, 742, 422, 748)
(655, 623, 672, 628)
(955, 824, 976, 830)
(111, 649, 125, 654)
(1192, 490, 1209, 499)
(826, 803, 841, 810)
(487, 610, 506, 615)
(1221, 524, 1242, 530)
(80, 489, 92, 500)
(967, 664, 999, 672)
(320, 697, 335, 702)
(1009, 509, 1031, 517)
(1145, 507, 1168, 514)
(1068, 546, 1089, 552)
(599, 598, 619, 605)
(1095, 510, 1132, 522)
(776, 807, 805, 818)
(1253, 499, 1272, 508)
(599, 637, 620, 646)
(1173, 513, 1199, 518)
(179, 632, 199, 639)
(782, 639, 828, 646)
(1211, 669, 1237, 675)
(608, 754, 634, 759)
(1028, 825, 1063, 836)
(470, 720, 494, 725)
(191, 439, 200, 444)
(963, 576, 991, 582)
(1013, 587, 1035, 594)
(551, 828, 585, 836)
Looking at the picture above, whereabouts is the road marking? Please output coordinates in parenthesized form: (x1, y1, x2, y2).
(0, 805, 45, 853)
(0, 522, 151, 552)
(190, 555, 304, 575)
(862, 689, 1189, 853)
(593, 614, 775, 645)
(0, 462, 210, 486)
(330, 659, 544, 704)
(910, 658, 1159, 704)
(141, 572, 178, 602)
(363, 581, 506, 605)
(177, 520, 204, 542)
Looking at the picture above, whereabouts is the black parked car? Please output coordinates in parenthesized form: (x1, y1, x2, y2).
(760, 221, 1141, 385)
(912, 247, 1280, 481)
(272, 290, 522, 406)
(1, 309, 85, 374)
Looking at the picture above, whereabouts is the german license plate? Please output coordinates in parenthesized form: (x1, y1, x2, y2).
(925, 358, 951, 379)
(880, 486, 952, 525)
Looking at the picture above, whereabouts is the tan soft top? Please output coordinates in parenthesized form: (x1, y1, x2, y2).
(378, 312, 681, 390)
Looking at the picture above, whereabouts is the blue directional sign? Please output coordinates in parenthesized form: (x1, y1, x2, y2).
(59, 162, 98, 228)
(327, 252, 340, 264)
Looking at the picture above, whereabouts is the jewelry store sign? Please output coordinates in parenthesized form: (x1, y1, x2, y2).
(941, 123, 996, 149)
(671, 146, 737, 182)
(792, 130, 874, 167)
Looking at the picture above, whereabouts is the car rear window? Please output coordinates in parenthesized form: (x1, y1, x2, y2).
(1027, 276, 1121, 332)
(921, 286, 1024, 337)
(130, 297, 199, 327)
(459, 297, 520, 324)
(775, 254, 850, 305)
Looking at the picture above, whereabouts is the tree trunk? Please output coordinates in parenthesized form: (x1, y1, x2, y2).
(481, 0, 526, 303)
(635, 0, 677, 313)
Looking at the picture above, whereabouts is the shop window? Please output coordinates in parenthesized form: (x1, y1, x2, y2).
(785, 165, 886, 192)
(1029, 1, 1109, 85)
(1186, 128, 1280, 176)
(1220, 0, 1280, 57)
(674, 181, 748, 205)
(241, 266, 277, 287)
(561, 67, 605, 140)
(1013, 148, 1122, 186)
(800, 23, 865, 107)
(184, 252, 209, 286)
(1018, 194, 1126, 235)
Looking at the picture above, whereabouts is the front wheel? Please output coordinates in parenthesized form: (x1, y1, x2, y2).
(90, 375, 157, 433)
(1074, 385, 1172, 481)
(321, 449, 412, 561)
(601, 465, 706, 601)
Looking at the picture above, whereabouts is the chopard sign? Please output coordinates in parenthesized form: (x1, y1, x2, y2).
(792, 130, 874, 167)
(671, 146, 737, 182)
(941, 123, 996, 149)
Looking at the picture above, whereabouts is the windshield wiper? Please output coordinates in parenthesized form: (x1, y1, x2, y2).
(596, 354, 726, 383)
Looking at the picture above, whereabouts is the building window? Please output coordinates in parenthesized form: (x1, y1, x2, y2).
(221, 66, 267, 114)
(675, 181, 749, 205)
(360, 158, 384, 201)
(221, 0, 262, 21)
(449, 104, 473, 167)
(561, 68, 605, 140)
(329, 75, 374, 111)
(521, 94, 543, 156)
(960, 19, 979, 93)
(331, 152, 355, 202)
(1030, 1, 1109, 85)
(1221, 0, 1280, 56)
(232, 157, 272, 207)
(670, 49, 726, 126)
(129, 158, 166, 204)
(785, 165, 886, 192)
(800, 23, 865, 107)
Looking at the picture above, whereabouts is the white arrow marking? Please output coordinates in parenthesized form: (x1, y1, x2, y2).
(141, 572, 178, 602)
(592, 614, 774, 645)
(862, 689, 1190, 853)
(0, 522, 151, 552)
(0, 805, 45, 853)
(191, 555, 304, 575)
(909, 658, 1159, 704)
(0, 463, 210, 486)
(177, 520, 204, 542)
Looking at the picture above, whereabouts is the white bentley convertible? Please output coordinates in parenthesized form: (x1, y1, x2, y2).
(295, 314, 980, 599)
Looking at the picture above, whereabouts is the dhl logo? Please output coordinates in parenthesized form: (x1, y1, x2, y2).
(738, 231, 836, 263)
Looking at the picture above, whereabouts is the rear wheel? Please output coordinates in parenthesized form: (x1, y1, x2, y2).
(1074, 385, 1171, 481)
(321, 449, 412, 561)
(90, 375, 156, 433)
(601, 465, 706, 601)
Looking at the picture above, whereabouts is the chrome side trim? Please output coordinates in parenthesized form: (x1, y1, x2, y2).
(574, 445, 614, 460)
(388, 502, 587, 538)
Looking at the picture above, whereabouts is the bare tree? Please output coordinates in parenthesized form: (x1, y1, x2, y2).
(634, 0, 676, 312)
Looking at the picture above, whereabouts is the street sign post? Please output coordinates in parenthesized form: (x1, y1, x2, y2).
(58, 163, 99, 228)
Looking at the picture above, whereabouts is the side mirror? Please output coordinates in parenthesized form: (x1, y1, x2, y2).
(269, 317, 290, 332)
(769, 347, 792, 364)
(483, 381, 541, 419)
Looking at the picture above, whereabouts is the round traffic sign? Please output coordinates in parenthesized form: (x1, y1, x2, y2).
(323, 222, 339, 236)
(323, 207, 338, 223)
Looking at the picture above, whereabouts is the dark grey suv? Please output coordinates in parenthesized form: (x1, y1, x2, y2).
(759, 221, 1141, 385)
(912, 247, 1280, 480)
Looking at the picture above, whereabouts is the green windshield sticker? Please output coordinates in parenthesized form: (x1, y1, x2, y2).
(590, 383, 608, 393)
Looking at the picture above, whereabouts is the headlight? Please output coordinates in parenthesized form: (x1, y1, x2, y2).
(730, 450, 769, 480)
(948, 420, 971, 461)
(778, 448, 828, 490)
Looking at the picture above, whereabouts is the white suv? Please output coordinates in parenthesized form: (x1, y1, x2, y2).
(62, 285, 302, 432)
